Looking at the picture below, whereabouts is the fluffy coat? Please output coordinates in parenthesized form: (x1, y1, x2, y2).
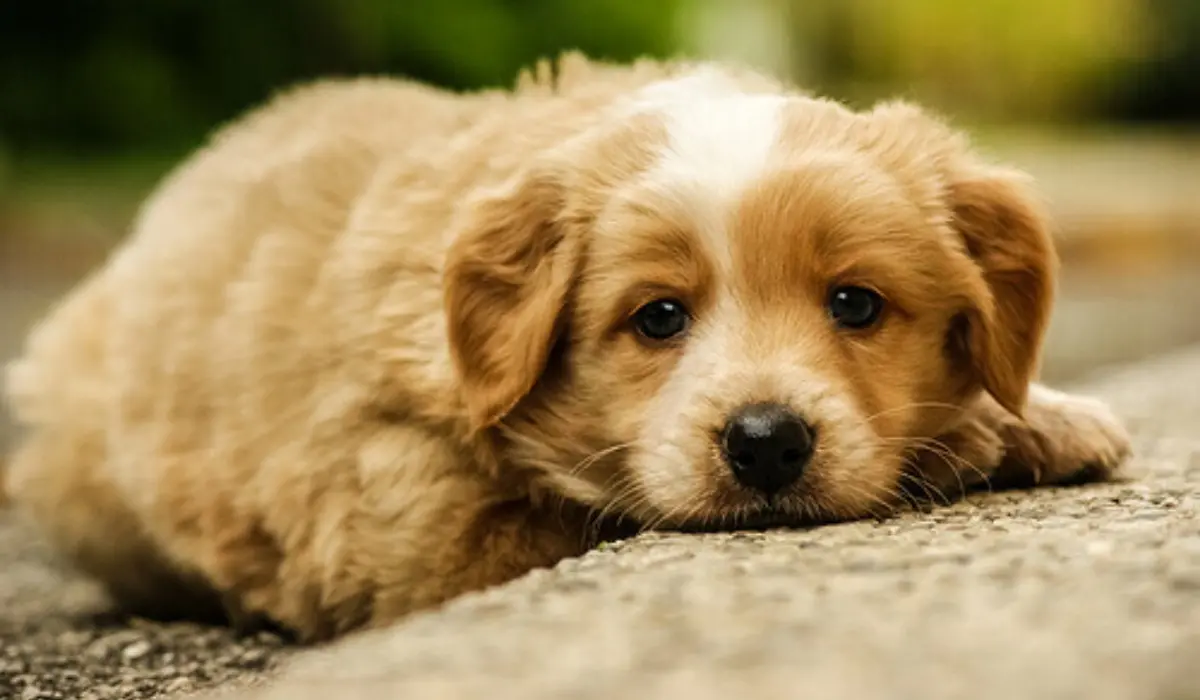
(3, 54, 1129, 641)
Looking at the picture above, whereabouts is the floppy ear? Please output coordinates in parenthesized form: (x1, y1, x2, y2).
(949, 168, 1058, 417)
(444, 170, 580, 431)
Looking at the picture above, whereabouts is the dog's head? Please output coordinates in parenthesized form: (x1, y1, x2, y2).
(444, 75, 1057, 528)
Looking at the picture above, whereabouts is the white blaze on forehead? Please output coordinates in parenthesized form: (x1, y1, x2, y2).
(656, 94, 784, 199)
(637, 79, 786, 263)
(632, 66, 742, 104)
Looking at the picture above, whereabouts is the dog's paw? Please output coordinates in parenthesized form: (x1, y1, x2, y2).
(991, 385, 1132, 488)
(913, 385, 1133, 502)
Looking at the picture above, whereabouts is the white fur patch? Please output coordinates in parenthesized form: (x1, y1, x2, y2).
(656, 95, 783, 201)
(637, 79, 785, 264)
(632, 67, 741, 105)
(1027, 383, 1118, 419)
(1029, 384, 1094, 409)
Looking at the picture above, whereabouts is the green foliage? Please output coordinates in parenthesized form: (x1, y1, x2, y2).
(780, 0, 1158, 122)
(1105, 0, 1200, 123)
(0, 0, 1194, 160)
(0, 0, 682, 157)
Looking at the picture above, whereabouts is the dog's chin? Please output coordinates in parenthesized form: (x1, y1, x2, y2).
(609, 449, 902, 534)
(671, 508, 813, 533)
(644, 492, 879, 533)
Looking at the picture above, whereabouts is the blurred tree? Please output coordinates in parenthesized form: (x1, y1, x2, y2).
(0, 0, 1195, 161)
(1105, 0, 1200, 123)
(781, 0, 1155, 123)
(0, 0, 681, 157)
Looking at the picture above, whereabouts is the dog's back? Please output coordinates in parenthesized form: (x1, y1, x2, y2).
(0, 53, 726, 626)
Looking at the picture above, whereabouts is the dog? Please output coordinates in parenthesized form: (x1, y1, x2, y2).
(2, 53, 1130, 641)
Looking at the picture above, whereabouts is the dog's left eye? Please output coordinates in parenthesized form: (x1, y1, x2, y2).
(632, 298, 691, 341)
(828, 286, 884, 329)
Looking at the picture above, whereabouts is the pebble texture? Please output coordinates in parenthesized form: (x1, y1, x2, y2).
(0, 516, 288, 700)
(3, 348, 1199, 700)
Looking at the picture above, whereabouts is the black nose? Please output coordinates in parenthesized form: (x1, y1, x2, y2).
(720, 403, 815, 494)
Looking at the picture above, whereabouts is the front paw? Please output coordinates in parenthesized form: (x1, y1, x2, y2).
(991, 385, 1132, 488)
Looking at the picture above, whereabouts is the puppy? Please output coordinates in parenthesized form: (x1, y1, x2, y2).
(2, 54, 1130, 641)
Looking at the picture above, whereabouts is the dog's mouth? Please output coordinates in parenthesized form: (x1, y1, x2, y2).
(649, 483, 897, 533)
(669, 504, 815, 533)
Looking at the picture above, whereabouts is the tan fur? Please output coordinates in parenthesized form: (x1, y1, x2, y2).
(2, 53, 1129, 641)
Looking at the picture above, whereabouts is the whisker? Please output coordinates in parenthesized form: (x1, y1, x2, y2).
(567, 442, 634, 478)
(904, 435, 995, 498)
(836, 480, 900, 520)
(872, 432, 995, 502)
(896, 470, 950, 507)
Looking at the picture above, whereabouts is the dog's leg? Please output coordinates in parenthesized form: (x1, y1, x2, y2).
(362, 490, 594, 632)
(909, 383, 1132, 502)
(6, 430, 226, 623)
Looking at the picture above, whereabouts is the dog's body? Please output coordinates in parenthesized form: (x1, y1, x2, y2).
(3, 54, 1129, 641)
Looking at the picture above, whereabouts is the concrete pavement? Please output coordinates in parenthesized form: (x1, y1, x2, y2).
(1, 346, 1197, 700)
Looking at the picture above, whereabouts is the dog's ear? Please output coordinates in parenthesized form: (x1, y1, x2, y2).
(444, 169, 581, 431)
(949, 168, 1058, 417)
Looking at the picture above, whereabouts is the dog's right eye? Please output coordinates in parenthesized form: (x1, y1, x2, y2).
(828, 285, 885, 330)
(632, 298, 691, 342)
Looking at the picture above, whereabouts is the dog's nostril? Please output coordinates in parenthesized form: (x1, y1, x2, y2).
(721, 402, 815, 495)
(733, 451, 757, 468)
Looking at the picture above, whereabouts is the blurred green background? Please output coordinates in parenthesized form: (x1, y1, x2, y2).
(1, 0, 1199, 446)
(2, 0, 1197, 157)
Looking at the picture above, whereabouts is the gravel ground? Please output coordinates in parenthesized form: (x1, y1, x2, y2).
(196, 348, 1200, 700)
(2, 346, 1198, 700)
(0, 515, 289, 700)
